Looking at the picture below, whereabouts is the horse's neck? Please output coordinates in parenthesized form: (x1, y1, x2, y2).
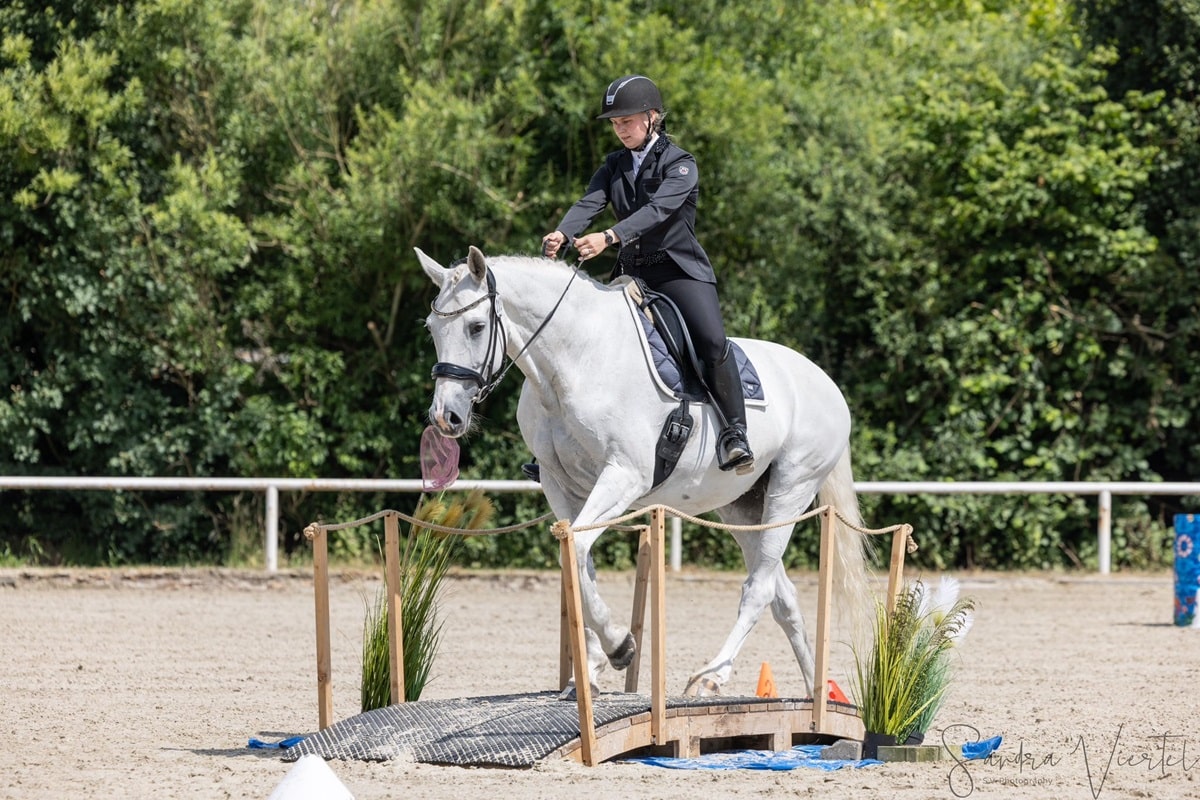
(497, 262, 637, 387)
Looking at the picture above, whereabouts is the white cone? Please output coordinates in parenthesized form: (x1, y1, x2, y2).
(267, 754, 355, 800)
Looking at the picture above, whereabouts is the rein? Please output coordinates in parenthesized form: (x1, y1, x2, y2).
(430, 261, 583, 403)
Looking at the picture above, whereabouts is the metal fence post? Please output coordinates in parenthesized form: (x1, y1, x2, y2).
(1098, 489, 1112, 575)
(266, 484, 279, 573)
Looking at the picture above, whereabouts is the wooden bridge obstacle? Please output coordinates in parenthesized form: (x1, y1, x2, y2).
(302, 504, 915, 766)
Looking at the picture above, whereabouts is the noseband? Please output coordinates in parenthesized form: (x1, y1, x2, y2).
(429, 263, 581, 404)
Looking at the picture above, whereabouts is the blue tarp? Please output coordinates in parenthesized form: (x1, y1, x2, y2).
(248, 736, 305, 750)
(961, 735, 1002, 760)
(624, 744, 880, 771)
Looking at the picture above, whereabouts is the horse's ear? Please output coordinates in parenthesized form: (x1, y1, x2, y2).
(467, 245, 488, 283)
(415, 247, 445, 286)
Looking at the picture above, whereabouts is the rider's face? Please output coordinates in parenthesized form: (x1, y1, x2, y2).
(610, 112, 654, 148)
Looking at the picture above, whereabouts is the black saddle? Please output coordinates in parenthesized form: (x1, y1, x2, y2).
(629, 282, 705, 486)
(634, 282, 709, 401)
(522, 281, 761, 487)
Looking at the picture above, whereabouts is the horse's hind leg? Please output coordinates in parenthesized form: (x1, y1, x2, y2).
(686, 554, 818, 697)
(683, 525, 792, 697)
(768, 560, 816, 696)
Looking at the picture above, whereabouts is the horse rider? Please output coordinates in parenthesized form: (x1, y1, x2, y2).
(541, 74, 754, 473)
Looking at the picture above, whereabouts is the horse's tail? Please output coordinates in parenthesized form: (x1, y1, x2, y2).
(817, 445, 875, 647)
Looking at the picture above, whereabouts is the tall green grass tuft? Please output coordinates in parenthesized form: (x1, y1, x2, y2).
(851, 578, 975, 742)
(361, 491, 495, 711)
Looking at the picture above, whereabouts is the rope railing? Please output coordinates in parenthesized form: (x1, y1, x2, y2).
(550, 503, 918, 554)
(303, 509, 555, 539)
(305, 503, 917, 555)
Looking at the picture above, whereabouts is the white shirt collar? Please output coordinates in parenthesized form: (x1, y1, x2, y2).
(631, 133, 659, 175)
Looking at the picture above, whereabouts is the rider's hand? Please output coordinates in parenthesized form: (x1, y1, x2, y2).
(542, 231, 567, 258)
(573, 232, 610, 261)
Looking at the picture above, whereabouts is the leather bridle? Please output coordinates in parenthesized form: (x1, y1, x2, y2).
(429, 263, 581, 403)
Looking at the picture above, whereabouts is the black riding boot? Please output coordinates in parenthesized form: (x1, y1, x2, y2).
(521, 459, 541, 483)
(706, 343, 755, 473)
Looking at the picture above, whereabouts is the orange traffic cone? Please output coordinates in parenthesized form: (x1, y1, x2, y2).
(827, 679, 850, 704)
(755, 662, 778, 698)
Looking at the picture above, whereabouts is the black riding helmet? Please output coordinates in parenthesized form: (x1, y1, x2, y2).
(596, 75, 663, 119)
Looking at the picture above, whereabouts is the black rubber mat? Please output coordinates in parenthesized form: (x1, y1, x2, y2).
(285, 691, 765, 767)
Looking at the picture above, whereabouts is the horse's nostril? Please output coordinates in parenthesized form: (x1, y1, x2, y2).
(445, 410, 463, 428)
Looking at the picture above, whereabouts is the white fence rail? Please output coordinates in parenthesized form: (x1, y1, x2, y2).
(3, 476, 1199, 574)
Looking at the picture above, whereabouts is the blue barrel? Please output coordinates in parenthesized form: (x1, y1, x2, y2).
(1176, 514, 1200, 626)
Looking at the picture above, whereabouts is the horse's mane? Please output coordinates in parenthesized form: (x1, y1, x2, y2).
(486, 253, 614, 292)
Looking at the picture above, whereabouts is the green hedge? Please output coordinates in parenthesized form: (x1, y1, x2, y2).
(2, 0, 1197, 570)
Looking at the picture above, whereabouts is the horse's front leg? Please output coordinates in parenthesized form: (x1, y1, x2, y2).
(543, 462, 649, 698)
(558, 533, 637, 701)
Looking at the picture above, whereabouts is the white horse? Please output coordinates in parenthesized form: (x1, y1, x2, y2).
(419, 245, 872, 698)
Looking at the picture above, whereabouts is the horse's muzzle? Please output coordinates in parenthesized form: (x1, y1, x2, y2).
(429, 401, 469, 438)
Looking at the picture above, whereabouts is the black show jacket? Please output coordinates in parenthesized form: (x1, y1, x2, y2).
(554, 136, 717, 283)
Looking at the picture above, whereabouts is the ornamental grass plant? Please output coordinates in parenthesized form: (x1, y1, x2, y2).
(851, 577, 975, 744)
(361, 491, 494, 711)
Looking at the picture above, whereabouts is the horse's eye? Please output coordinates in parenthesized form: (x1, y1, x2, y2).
(469, 322, 487, 337)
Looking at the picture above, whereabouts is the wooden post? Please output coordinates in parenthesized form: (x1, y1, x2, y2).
(625, 527, 651, 693)
(312, 525, 334, 730)
(887, 526, 909, 614)
(558, 523, 597, 766)
(385, 513, 406, 704)
(649, 507, 667, 743)
(559, 581, 572, 691)
(812, 506, 835, 732)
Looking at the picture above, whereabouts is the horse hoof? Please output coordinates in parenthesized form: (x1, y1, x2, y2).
(608, 633, 637, 670)
(558, 682, 600, 701)
(683, 675, 721, 698)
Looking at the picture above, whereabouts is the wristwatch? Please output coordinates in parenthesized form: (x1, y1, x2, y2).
(603, 230, 615, 246)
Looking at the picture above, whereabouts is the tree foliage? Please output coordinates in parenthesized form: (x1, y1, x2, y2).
(1, 0, 1195, 570)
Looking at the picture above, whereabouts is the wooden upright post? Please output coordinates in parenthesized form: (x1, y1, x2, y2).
(625, 527, 651, 693)
(887, 526, 910, 614)
(559, 581, 573, 690)
(812, 506, 835, 732)
(649, 507, 667, 743)
(312, 526, 334, 730)
(385, 513, 406, 704)
(558, 523, 597, 766)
